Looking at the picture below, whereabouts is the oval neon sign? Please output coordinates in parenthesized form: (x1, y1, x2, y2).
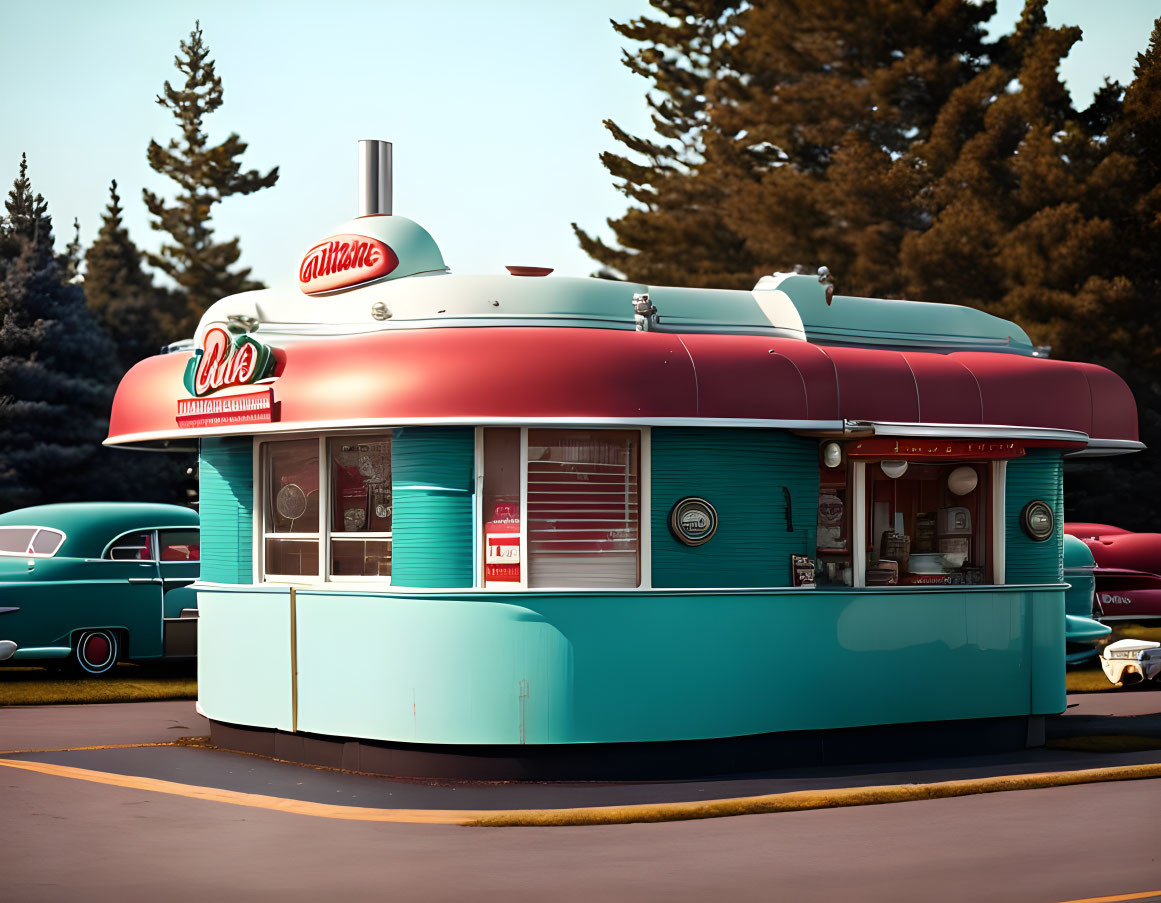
(299, 233, 399, 295)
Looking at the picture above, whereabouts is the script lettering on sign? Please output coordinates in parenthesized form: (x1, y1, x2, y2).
(183, 326, 277, 398)
(299, 233, 399, 294)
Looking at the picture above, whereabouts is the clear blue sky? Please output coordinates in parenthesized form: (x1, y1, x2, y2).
(0, 0, 1156, 289)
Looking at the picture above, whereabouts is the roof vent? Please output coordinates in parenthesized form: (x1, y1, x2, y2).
(358, 139, 392, 217)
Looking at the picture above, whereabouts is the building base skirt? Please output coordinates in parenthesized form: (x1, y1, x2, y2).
(209, 715, 1045, 782)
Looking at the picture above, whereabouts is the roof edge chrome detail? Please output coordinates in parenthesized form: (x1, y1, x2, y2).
(851, 420, 1092, 444)
(1066, 438, 1147, 457)
(106, 417, 849, 447)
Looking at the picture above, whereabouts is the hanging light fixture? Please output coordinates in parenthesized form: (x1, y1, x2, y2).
(881, 460, 908, 479)
(947, 466, 978, 496)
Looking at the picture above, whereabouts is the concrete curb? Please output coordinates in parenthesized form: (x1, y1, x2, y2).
(2, 755, 1160, 828)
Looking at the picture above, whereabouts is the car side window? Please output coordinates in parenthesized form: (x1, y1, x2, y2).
(107, 531, 155, 561)
(159, 529, 200, 562)
(29, 529, 65, 556)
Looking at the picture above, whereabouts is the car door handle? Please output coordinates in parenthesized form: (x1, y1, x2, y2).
(128, 577, 162, 585)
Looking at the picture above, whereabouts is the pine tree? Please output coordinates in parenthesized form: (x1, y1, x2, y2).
(0, 156, 122, 510)
(0, 154, 53, 276)
(144, 21, 278, 336)
(572, 1, 759, 288)
(60, 218, 82, 283)
(86, 180, 181, 370)
(1058, 17, 1161, 530)
(577, 0, 996, 294)
(899, 0, 1111, 355)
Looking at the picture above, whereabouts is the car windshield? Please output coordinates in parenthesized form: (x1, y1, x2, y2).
(0, 527, 65, 557)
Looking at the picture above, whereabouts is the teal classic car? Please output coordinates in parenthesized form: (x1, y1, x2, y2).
(0, 503, 199, 675)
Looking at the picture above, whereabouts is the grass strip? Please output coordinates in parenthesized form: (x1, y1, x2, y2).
(0, 676, 196, 706)
(1066, 667, 1116, 693)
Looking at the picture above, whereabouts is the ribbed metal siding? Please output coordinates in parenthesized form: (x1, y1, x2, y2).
(651, 428, 819, 588)
(199, 438, 254, 584)
(1005, 451, 1064, 584)
(391, 427, 474, 588)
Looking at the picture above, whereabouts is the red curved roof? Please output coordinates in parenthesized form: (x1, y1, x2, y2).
(106, 327, 1139, 447)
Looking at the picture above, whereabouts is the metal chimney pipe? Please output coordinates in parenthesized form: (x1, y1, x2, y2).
(358, 139, 392, 216)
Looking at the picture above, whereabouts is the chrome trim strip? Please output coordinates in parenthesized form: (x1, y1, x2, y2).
(110, 414, 1136, 452)
(106, 417, 849, 446)
(11, 645, 71, 660)
(1066, 439, 1147, 457)
(188, 582, 1069, 597)
(853, 420, 1091, 443)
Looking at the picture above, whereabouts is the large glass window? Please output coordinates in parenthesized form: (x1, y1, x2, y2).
(260, 435, 393, 581)
(329, 437, 392, 577)
(863, 460, 991, 586)
(263, 439, 320, 577)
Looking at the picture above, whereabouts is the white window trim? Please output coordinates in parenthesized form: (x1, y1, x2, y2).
(851, 460, 867, 588)
(477, 425, 649, 592)
(850, 458, 1008, 590)
(992, 459, 1007, 585)
(256, 433, 394, 586)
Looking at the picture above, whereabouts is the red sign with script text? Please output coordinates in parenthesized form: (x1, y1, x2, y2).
(177, 389, 274, 428)
(846, 438, 1025, 459)
(299, 234, 398, 294)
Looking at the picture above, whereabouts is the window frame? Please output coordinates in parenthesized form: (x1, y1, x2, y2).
(0, 526, 66, 559)
(256, 431, 394, 586)
(847, 458, 1007, 589)
(474, 426, 652, 592)
(157, 527, 202, 563)
(103, 529, 157, 562)
(326, 435, 393, 582)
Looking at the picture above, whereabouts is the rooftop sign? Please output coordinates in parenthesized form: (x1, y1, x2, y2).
(299, 233, 398, 295)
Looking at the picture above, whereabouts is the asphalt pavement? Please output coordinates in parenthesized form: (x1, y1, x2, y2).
(1, 692, 1160, 813)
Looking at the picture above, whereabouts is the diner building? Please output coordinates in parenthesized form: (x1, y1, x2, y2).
(105, 142, 1141, 777)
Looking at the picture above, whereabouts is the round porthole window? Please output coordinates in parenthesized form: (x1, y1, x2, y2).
(1021, 500, 1054, 541)
(669, 497, 718, 546)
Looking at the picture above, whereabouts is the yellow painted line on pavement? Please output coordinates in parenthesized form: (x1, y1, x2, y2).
(2, 756, 1161, 827)
(0, 757, 474, 825)
(0, 741, 203, 756)
(1055, 891, 1161, 903)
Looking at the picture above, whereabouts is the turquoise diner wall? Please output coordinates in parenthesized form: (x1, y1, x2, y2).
(196, 584, 1066, 746)
(199, 437, 254, 584)
(651, 428, 819, 587)
(390, 427, 474, 588)
(1004, 449, 1065, 714)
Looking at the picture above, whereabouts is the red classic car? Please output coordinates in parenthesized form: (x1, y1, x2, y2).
(1064, 523, 1161, 622)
